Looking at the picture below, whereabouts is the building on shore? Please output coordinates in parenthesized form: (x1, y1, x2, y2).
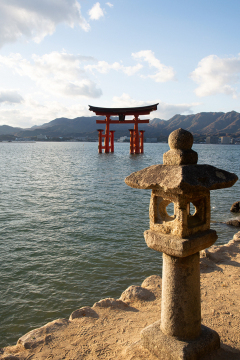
(220, 136, 231, 144)
(37, 134, 47, 140)
(206, 136, 219, 144)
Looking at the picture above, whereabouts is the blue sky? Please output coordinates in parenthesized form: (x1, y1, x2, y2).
(0, 0, 240, 127)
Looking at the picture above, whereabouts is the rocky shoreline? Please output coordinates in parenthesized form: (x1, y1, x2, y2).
(1, 232, 240, 360)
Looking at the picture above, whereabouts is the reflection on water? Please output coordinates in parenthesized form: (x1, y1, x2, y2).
(0, 142, 239, 346)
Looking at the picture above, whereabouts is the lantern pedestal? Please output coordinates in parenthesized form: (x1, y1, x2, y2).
(141, 322, 220, 360)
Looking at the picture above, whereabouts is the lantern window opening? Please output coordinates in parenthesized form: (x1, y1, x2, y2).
(166, 202, 175, 217)
(187, 202, 196, 216)
(187, 197, 207, 228)
(154, 196, 176, 224)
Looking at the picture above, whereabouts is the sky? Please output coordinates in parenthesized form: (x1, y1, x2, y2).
(0, 0, 240, 128)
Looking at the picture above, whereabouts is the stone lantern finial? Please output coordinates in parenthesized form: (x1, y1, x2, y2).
(163, 128, 198, 165)
(125, 128, 238, 360)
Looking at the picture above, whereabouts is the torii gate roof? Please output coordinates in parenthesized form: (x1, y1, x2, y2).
(89, 103, 158, 116)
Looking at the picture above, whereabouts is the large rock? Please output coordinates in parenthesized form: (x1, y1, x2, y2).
(141, 275, 162, 290)
(93, 298, 129, 310)
(233, 231, 240, 241)
(17, 318, 68, 349)
(230, 201, 240, 212)
(69, 306, 98, 320)
(200, 231, 240, 264)
(120, 285, 155, 303)
(226, 219, 240, 227)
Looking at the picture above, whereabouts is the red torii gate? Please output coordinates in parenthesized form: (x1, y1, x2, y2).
(89, 104, 158, 154)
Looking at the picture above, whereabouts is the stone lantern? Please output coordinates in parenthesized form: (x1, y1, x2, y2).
(125, 128, 238, 359)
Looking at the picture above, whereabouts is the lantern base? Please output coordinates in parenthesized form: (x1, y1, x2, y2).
(141, 321, 220, 360)
(144, 229, 217, 257)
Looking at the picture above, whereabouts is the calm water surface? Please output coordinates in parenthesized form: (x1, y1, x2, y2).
(0, 142, 239, 347)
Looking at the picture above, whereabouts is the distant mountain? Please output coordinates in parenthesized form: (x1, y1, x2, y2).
(144, 111, 240, 137)
(0, 125, 22, 135)
(1, 111, 240, 139)
(16, 117, 104, 137)
(160, 112, 225, 134)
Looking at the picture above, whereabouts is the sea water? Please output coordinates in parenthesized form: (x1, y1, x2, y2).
(0, 142, 240, 347)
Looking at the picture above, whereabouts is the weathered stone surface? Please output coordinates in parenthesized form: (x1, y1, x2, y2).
(93, 298, 129, 309)
(69, 306, 98, 320)
(230, 201, 240, 212)
(141, 321, 220, 360)
(161, 252, 201, 339)
(125, 164, 238, 194)
(144, 229, 217, 257)
(149, 190, 211, 238)
(226, 219, 240, 227)
(17, 318, 68, 349)
(168, 128, 194, 150)
(2, 356, 20, 360)
(120, 285, 155, 303)
(163, 148, 198, 165)
(163, 129, 198, 165)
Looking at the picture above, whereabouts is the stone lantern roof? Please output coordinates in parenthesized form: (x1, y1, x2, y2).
(125, 128, 238, 195)
(125, 164, 238, 195)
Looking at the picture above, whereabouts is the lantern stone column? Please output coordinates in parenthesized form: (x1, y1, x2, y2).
(125, 128, 238, 360)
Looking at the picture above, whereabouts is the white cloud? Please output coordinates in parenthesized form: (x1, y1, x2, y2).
(132, 50, 176, 82)
(191, 54, 240, 98)
(153, 102, 198, 120)
(123, 64, 143, 76)
(85, 60, 142, 75)
(112, 94, 197, 120)
(88, 2, 104, 20)
(0, 0, 89, 47)
(0, 52, 102, 99)
(112, 94, 148, 108)
(0, 90, 23, 104)
(106, 2, 113, 7)
(0, 97, 91, 128)
(0, 109, 27, 127)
